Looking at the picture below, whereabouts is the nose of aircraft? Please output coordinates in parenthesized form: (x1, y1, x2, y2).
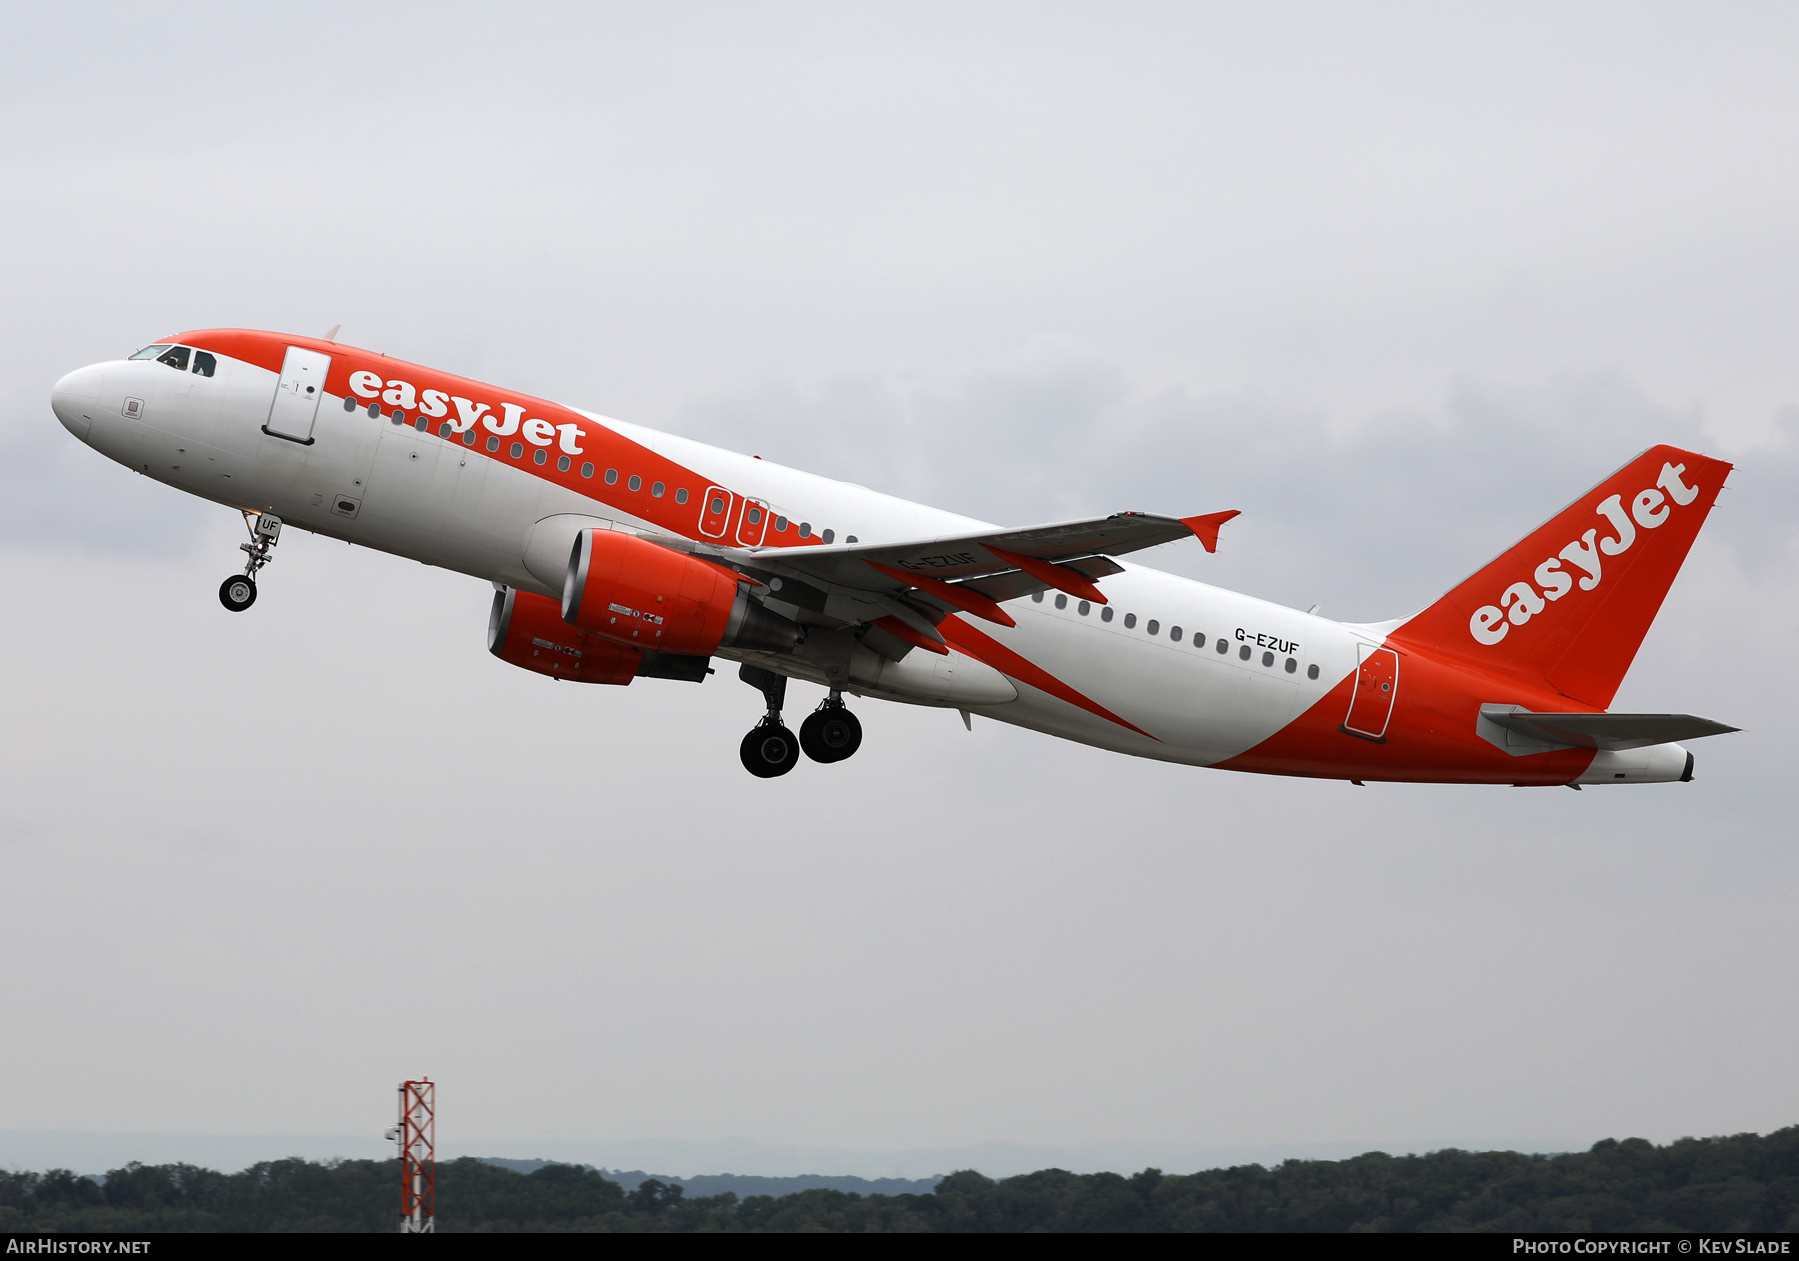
(51, 365, 103, 440)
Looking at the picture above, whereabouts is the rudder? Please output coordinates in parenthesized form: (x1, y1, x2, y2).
(1390, 445, 1732, 708)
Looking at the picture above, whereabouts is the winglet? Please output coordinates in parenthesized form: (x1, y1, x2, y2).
(1181, 509, 1241, 553)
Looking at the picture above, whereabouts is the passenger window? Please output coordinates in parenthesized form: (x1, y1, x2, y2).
(581, 462, 594, 478)
(130, 345, 171, 360)
(1262, 651, 1274, 667)
(558, 455, 571, 472)
(745, 505, 759, 522)
(344, 396, 356, 412)
(1054, 594, 1067, 609)
(608, 470, 621, 485)
(1217, 638, 1228, 653)
(846, 535, 858, 543)
(1124, 613, 1137, 629)
(774, 516, 788, 531)
(1284, 657, 1297, 673)
(1307, 664, 1320, 680)
(1170, 626, 1182, 642)
(629, 475, 643, 491)
(487, 436, 500, 452)
(191, 351, 216, 377)
(652, 481, 666, 498)
(534, 449, 547, 465)
(510, 442, 524, 458)
(1147, 620, 1159, 636)
(391, 410, 405, 424)
(675, 488, 689, 504)
(1032, 592, 1044, 603)
(822, 529, 834, 544)
(799, 522, 811, 537)
(368, 404, 380, 418)
(414, 417, 427, 431)
(156, 346, 191, 371)
(462, 430, 476, 446)
(1077, 600, 1090, 616)
(438, 422, 453, 438)
(1239, 645, 1251, 660)
(1101, 606, 1113, 623)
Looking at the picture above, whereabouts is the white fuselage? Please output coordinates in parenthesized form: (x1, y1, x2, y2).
(56, 346, 1364, 767)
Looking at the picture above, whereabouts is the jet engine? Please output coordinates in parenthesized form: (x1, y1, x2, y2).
(489, 586, 645, 684)
(562, 528, 802, 655)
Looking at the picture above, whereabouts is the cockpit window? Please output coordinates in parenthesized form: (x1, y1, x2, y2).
(191, 350, 216, 377)
(155, 346, 191, 371)
(130, 344, 172, 360)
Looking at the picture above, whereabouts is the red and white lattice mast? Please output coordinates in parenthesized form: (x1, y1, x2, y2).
(395, 1077, 435, 1233)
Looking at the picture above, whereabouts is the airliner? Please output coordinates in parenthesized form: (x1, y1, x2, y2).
(51, 329, 1737, 781)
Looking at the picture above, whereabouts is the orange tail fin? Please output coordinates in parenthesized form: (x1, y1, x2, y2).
(1390, 445, 1732, 709)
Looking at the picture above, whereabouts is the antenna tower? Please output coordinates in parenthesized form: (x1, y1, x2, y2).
(397, 1077, 435, 1233)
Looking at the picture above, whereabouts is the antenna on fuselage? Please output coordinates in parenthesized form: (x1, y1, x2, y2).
(322, 324, 341, 342)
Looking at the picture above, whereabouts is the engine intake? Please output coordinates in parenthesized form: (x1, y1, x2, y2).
(562, 528, 801, 655)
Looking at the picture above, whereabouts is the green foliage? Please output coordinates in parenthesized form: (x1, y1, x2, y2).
(2, 1127, 1797, 1232)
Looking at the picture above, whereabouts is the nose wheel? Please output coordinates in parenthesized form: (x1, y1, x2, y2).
(219, 575, 257, 611)
(800, 699, 862, 763)
(221, 512, 281, 613)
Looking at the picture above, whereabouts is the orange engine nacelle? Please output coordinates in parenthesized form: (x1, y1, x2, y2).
(562, 528, 802, 655)
(489, 587, 645, 685)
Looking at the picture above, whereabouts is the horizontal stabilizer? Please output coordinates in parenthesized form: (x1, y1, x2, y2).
(1479, 705, 1739, 752)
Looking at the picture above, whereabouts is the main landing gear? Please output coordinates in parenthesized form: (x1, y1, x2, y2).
(738, 666, 864, 777)
(800, 696, 862, 764)
(739, 665, 799, 778)
(220, 512, 281, 612)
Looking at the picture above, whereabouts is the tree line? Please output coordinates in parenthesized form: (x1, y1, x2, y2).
(2, 1126, 1795, 1232)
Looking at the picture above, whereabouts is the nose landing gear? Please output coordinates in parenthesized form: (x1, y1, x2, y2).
(220, 512, 280, 612)
(800, 695, 862, 763)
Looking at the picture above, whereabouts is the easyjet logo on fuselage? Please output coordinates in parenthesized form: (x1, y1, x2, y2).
(1468, 462, 1702, 646)
(347, 370, 588, 455)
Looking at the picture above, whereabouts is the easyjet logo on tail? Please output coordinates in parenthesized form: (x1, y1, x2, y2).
(1468, 462, 1702, 646)
(347, 370, 587, 455)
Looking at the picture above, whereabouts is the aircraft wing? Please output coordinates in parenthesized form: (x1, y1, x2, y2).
(653, 508, 1237, 659)
(709, 509, 1240, 597)
(1478, 706, 1740, 751)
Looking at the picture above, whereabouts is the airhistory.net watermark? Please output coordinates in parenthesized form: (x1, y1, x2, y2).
(5, 1243, 151, 1255)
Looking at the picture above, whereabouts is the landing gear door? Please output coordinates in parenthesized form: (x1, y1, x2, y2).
(265, 346, 331, 443)
(1341, 644, 1399, 742)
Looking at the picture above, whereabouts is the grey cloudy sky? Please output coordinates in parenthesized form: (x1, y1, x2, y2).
(3, 3, 1797, 1176)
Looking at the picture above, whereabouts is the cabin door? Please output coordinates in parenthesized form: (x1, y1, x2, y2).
(265, 346, 331, 442)
(1341, 644, 1399, 742)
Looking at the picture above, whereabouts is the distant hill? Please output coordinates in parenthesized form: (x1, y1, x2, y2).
(475, 1158, 939, 1198)
(2, 1127, 1795, 1231)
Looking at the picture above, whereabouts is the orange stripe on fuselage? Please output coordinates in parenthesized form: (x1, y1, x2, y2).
(1215, 644, 1595, 784)
(170, 328, 821, 553)
(940, 617, 1158, 741)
